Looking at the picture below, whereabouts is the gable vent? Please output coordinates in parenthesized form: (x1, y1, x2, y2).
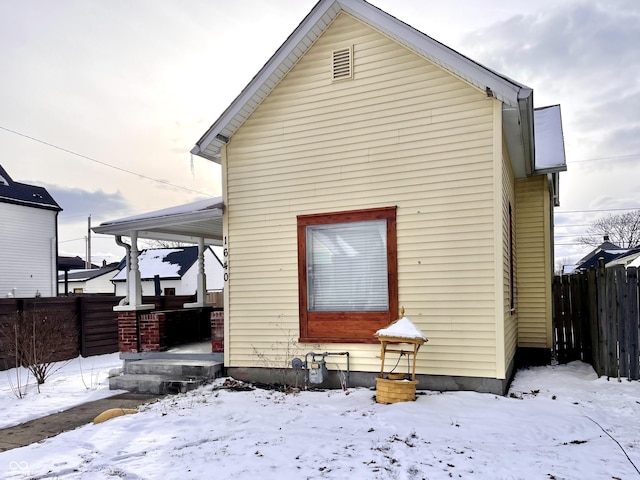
(332, 46, 353, 81)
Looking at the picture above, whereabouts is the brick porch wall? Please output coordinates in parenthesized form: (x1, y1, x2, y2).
(211, 310, 224, 353)
(118, 311, 138, 353)
(139, 312, 167, 352)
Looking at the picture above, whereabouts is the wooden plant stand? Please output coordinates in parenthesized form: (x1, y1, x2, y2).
(375, 334, 425, 404)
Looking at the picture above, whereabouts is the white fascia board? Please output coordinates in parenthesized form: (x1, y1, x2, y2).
(341, 0, 527, 106)
(93, 209, 222, 236)
(192, 1, 340, 160)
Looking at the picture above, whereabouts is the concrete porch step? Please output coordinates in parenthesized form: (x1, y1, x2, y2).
(110, 374, 209, 395)
(111, 358, 223, 395)
(124, 359, 221, 378)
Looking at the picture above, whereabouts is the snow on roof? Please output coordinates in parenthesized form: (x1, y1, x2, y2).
(375, 316, 427, 341)
(111, 248, 189, 281)
(627, 256, 640, 268)
(101, 197, 222, 225)
(534, 105, 566, 172)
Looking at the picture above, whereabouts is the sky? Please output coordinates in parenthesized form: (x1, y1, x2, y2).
(2, 353, 640, 478)
(1, 0, 639, 268)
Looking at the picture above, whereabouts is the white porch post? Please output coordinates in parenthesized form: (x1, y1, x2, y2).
(184, 237, 211, 308)
(128, 230, 142, 307)
(115, 230, 153, 311)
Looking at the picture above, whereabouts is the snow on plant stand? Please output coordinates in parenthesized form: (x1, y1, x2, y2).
(374, 308, 427, 404)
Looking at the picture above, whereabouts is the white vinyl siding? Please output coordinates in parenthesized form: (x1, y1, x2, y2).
(224, 13, 499, 377)
(515, 176, 552, 348)
(0, 202, 57, 297)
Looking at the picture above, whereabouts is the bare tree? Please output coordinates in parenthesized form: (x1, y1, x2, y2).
(579, 210, 640, 248)
(0, 310, 78, 391)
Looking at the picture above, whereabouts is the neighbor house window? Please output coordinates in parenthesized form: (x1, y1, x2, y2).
(297, 207, 397, 343)
(164, 287, 176, 296)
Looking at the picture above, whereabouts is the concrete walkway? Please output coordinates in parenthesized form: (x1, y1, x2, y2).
(0, 392, 160, 452)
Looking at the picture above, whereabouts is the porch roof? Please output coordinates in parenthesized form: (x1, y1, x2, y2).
(93, 197, 224, 245)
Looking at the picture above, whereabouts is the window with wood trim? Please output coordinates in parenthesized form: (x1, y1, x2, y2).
(297, 207, 397, 343)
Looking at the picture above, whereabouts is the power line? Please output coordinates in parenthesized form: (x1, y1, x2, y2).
(0, 125, 209, 196)
(59, 237, 85, 244)
(556, 207, 640, 215)
(566, 153, 640, 164)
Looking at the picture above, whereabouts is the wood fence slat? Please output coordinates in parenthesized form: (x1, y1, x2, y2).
(595, 262, 609, 376)
(553, 275, 568, 363)
(604, 265, 619, 378)
(616, 267, 629, 378)
(587, 268, 600, 373)
(627, 267, 639, 380)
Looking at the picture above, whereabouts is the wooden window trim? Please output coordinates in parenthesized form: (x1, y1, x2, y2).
(297, 206, 397, 344)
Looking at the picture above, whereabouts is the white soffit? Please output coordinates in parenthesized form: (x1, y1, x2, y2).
(534, 105, 567, 173)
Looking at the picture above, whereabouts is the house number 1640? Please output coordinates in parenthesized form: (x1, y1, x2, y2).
(223, 236, 229, 282)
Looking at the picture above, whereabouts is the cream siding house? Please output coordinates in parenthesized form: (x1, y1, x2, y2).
(0, 164, 61, 298)
(191, 0, 566, 393)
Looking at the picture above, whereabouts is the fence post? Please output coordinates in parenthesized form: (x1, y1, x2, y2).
(615, 267, 629, 379)
(604, 262, 619, 378)
(553, 275, 567, 362)
(626, 267, 639, 380)
(596, 259, 609, 376)
(586, 268, 600, 374)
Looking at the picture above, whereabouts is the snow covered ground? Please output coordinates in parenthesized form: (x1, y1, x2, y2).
(1, 355, 639, 479)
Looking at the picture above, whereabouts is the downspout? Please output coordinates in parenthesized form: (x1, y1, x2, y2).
(115, 235, 131, 307)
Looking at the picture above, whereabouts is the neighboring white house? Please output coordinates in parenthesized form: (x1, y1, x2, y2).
(57, 263, 122, 295)
(110, 246, 223, 296)
(0, 164, 61, 298)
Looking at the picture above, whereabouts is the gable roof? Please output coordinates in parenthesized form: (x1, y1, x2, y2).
(576, 240, 625, 266)
(57, 263, 120, 282)
(111, 246, 212, 282)
(191, 0, 543, 178)
(58, 256, 99, 271)
(0, 164, 61, 211)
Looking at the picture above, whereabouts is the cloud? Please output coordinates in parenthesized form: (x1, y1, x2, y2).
(44, 185, 132, 222)
(459, 2, 640, 264)
(461, 2, 640, 158)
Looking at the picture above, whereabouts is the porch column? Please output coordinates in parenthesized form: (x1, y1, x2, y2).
(129, 230, 143, 306)
(114, 230, 154, 312)
(184, 237, 211, 308)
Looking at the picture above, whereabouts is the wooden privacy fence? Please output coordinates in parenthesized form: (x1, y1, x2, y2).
(553, 263, 640, 379)
(0, 294, 198, 370)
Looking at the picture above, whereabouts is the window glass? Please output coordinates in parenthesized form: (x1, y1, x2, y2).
(307, 220, 388, 311)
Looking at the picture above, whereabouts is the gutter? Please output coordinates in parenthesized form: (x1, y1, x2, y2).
(115, 235, 131, 307)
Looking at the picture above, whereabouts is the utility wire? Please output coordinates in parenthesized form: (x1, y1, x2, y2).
(0, 125, 209, 196)
(556, 207, 640, 215)
(566, 153, 640, 164)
